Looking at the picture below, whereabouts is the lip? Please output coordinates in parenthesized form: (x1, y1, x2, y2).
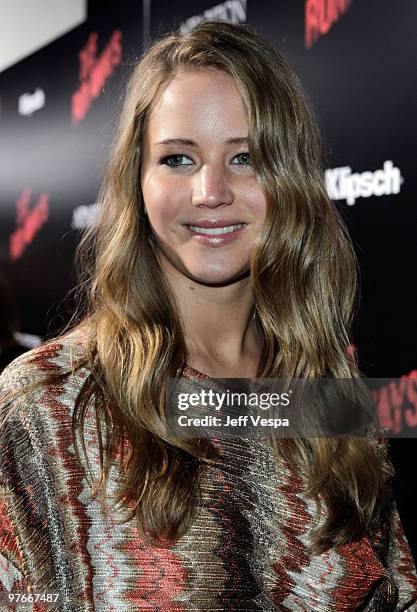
(183, 219, 246, 229)
(183, 221, 248, 247)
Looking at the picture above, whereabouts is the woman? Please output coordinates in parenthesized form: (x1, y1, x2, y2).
(1, 21, 416, 611)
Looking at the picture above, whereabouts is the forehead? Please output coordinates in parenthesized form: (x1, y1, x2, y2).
(147, 68, 248, 141)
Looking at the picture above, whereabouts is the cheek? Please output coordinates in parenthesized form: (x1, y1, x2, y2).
(142, 175, 186, 230)
(245, 185, 267, 225)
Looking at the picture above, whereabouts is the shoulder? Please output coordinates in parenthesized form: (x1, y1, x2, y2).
(0, 332, 97, 596)
(0, 327, 91, 429)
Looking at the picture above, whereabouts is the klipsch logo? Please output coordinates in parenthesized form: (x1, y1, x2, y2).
(9, 188, 49, 261)
(325, 161, 403, 206)
(305, 0, 352, 49)
(180, 0, 247, 35)
(18, 88, 45, 116)
(72, 30, 122, 125)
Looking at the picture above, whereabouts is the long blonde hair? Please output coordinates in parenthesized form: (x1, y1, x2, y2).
(19, 21, 394, 555)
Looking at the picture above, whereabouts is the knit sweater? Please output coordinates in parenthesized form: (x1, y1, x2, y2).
(0, 336, 417, 611)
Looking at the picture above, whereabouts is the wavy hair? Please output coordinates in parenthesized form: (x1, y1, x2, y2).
(26, 22, 394, 554)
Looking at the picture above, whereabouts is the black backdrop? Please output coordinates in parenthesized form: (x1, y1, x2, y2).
(1, 0, 416, 560)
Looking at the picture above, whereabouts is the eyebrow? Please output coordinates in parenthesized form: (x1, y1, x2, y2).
(155, 137, 249, 146)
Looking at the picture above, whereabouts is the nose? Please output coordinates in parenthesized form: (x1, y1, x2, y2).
(191, 164, 234, 209)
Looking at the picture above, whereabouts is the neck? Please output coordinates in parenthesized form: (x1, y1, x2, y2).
(161, 257, 263, 377)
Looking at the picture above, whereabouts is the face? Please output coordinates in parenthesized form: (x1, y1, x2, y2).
(141, 68, 267, 285)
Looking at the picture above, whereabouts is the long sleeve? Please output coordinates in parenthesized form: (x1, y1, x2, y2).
(0, 396, 44, 612)
(0, 495, 30, 611)
(0, 389, 60, 612)
(363, 435, 417, 611)
(385, 499, 417, 611)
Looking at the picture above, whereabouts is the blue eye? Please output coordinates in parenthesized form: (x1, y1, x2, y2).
(232, 152, 251, 166)
(159, 152, 251, 168)
(160, 154, 194, 168)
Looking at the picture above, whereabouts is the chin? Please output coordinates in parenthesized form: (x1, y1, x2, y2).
(158, 249, 250, 285)
(185, 265, 250, 286)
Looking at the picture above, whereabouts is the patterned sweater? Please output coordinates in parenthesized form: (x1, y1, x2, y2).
(0, 337, 417, 611)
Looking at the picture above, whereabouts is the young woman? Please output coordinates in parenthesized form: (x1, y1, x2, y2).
(1, 21, 416, 611)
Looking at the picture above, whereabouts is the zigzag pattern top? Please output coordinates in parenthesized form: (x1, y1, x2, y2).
(0, 336, 416, 611)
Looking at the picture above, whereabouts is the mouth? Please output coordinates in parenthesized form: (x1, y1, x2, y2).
(183, 222, 248, 246)
(186, 223, 246, 235)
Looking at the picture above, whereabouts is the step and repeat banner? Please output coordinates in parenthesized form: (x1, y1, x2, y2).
(1, 0, 416, 556)
(0, 1, 142, 338)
